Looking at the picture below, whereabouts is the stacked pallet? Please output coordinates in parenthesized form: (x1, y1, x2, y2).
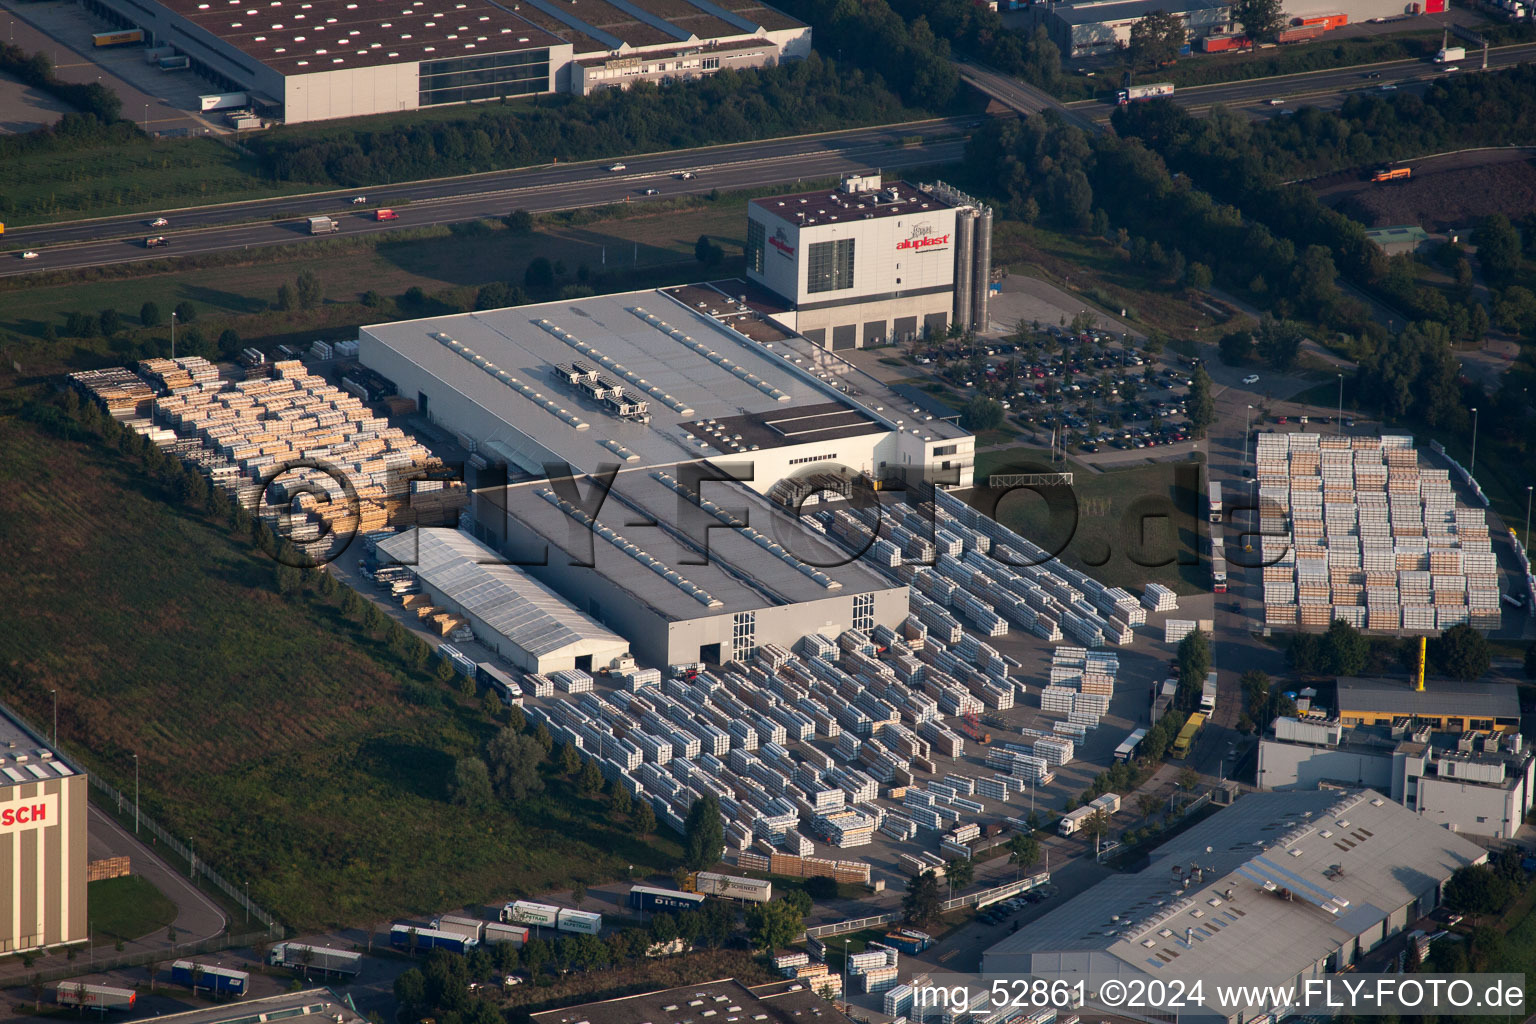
(1142, 583, 1178, 612)
(70, 366, 157, 418)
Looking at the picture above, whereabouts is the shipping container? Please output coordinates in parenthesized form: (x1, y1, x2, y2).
(171, 961, 249, 997)
(199, 91, 248, 111)
(56, 983, 137, 1009)
(390, 924, 478, 954)
(629, 885, 707, 914)
(556, 908, 602, 935)
(267, 943, 362, 976)
(484, 922, 529, 947)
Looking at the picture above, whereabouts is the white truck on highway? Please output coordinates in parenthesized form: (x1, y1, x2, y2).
(1434, 46, 1465, 62)
(1116, 82, 1174, 105)
(307, 215, 339, 234)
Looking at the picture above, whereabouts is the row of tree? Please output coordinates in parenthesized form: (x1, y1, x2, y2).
(1286, 619, 1491, 681)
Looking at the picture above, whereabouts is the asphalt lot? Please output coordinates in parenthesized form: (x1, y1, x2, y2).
(0, 68, 74, 133)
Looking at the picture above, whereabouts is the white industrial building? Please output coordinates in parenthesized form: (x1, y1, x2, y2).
(0, 707, 87, 956)
(1258, 715, 1535, 839)
(358, 284, 975, 667)
(374, 527, 631, 673)
(982, 789, 1486, 1024)
(744, 175, 993, 349)
(84, 0, 808, 123)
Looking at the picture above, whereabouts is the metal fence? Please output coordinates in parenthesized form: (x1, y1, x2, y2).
(804, 871, 1052, 939)
(89, 774, 282, 936)
(21, 931, 274, 986)
(806, 913, 898, 939)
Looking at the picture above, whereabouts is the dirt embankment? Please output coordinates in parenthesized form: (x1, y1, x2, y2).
(1323, 154, 1536, 230)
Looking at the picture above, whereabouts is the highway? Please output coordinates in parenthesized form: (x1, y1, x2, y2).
(1067, 41, 1536, 123)
(0, 118, 972, 278)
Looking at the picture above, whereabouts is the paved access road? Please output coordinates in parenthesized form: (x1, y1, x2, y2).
(1067, 42, 1536, 124)
(0, 119, 971, 277)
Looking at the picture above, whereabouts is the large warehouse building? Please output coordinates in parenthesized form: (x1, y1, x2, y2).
(982, 789, 1485, 1024)
(84, 0, 809, 122)
(745, 175, 994, 349)
(1257, 715, 1535, 839)
(358, 283, 972, 666)
(0, 707, 87, 956)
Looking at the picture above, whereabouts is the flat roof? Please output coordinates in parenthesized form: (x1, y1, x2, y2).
(1052, 0, 1229, 24)
(480, 0, 801, 56)
(750, 179, 964, 227)
(679, 401, 883, 452)
(531, 978, 853, 1024)
(0, 705, 80, 792)
(375, 528, 629, 660)
(576, 35, 774, 64)
(497, 468, 904, 621)
(1336, 677, 1520, 720)
(362, 289, 911, 475)
(129, 990, 361, 1024)
(154, 0, 566, 75)
(984, 790, 1485, 1008)
(668, 280, 972, 444)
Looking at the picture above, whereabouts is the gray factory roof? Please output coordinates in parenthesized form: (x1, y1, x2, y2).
(363, 289, 860, 476)
(152, 0, 566, 76)
(750, 179, 964, 226)
(376, 528, 628, 659)
(0, 705, 80, 791)
(1336, 677, 1520, 720)
(532, 978, 852, 1024)
(497, 468, 904, 622)
(984, 790, 1484, 1002)
(1050, 0, 1228, 24)
(131, 990, 361, 1024)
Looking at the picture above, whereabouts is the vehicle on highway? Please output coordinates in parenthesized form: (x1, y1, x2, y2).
(145, 236, 169, 248)
(1365, 71, 1382, 78)
(20, 251, 39, 260)
(1267, 98, 1284, 105)
(1379, 84, 1397, 92)
(608, 162, 627, 172)
(1439, 65, 1459, 73)
(1116, 82, 1174, 105)
(1242, 374, 1260, 384)
(149, 216, 169, 228)
(641, 187, 659, 195)
(1276, 416, 1288, 424)
(352, 196, 368, 204)
(677, 171, 696, 180)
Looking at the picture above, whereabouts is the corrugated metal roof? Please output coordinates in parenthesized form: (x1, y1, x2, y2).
(1337, 677, 1519, 719)
(376, 528, 628, 660)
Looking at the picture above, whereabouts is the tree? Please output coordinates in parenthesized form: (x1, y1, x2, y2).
(745, 899, 803, 951)
(1186, 262, 1213, 291)
(1219, 330, 1254, 365)
(1231, 0, 1284, 40)
(276, 283, 296, 311)
(609, 782, 633, 817)
(1240, 669, 1272, 721)
(1320, 619, 1369, 676)
(683, 794, 724, 870)
(945, 856, 976, 891)
(1428, 623, 1490, 681)
(1136, 792, 1162, 820)
(1256, 316, 1305, 371)
(137, 299, 162, 328)
(1187, 367, 1215, 434)
(504, 209, 535, 233)
(486, 727, 545, 801)
(218, 329, 242, 357)
(962, 397, 1005, 431)
(173, 301, 196, 323)
(572, 882, 587, 909)
(524, 257, 555, 291)
(296, 270, 324, 310)
(805, 874, 838, 900)
(1176, 629, 1212, 708)
(578, 758, 604, 796)
(1082, 809, 1111, 853)
(450, 757, 494, 809)
(634, 799, 657, 835)
(275, 562, 303, 597)
(434, 657, 456, 683)
(1177, 768, 1200, 792)
(902, 870, 943, 925)
(1443, 863, 1514, 921)
(98, 308, 121, 336)
(1129, 9, 1186, 70)
(1006, 833, 1040, 874)
(1472, 214, 1521, 288)
(558, 741, 581, 775)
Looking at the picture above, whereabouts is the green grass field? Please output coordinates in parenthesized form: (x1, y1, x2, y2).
(0, 398, 681, 929)
(969, 450, 1207, 595)
(86, 875, 177, 942)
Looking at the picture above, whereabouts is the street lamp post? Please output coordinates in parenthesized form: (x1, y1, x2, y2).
(171, 311, 178, 360)
(1336, 373, 1343, 427)
(1469, 407, 1479, 473)
(1525, 485, 1533, 551)
(50, 689, 57, 747)
(1243, 405, 1254, 466)
(132, 753, 139, 834)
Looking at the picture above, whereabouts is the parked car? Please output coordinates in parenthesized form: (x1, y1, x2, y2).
(1242, 374, 1261, 384)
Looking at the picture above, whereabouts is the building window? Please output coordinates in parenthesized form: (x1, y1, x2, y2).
(788, 453, 837, 465)
(853, 592, 875, 631)
(807, 238, 855, 294)
(731, 610, 756, 663)
(933, 444, 958, 456)
(746, 218, 766, 275)
(419, 48, 548, 106)
(702, 55, 720, 70)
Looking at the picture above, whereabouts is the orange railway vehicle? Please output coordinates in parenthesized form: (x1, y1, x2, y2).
(1371, 166, 1412, 183)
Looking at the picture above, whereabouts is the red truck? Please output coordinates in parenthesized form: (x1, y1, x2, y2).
(374, 208, 399, 221)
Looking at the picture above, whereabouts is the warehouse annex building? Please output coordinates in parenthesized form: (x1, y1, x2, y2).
(1257, 714, 1535, 839)
(359, 285, 971, 667)
(982, 789, 1485, 1024)
(84, 0, 809, 122)
(744, 175, 994, 349)
(0, 705, 87, 956)
(1334, 676, 1520, 734)
(374, 527, 630, 673)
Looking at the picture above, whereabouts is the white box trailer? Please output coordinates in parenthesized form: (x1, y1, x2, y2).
(1058, 806, 1094, 836)
(268, 942, 363, 976)
(690, 871, 773, 902)
(556, 908, 602, 935)
(56, 983, 137, 1010)
(484, 921, 529, 947)
(503, 900, 560, 926)
(432, 914, 486, 941)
